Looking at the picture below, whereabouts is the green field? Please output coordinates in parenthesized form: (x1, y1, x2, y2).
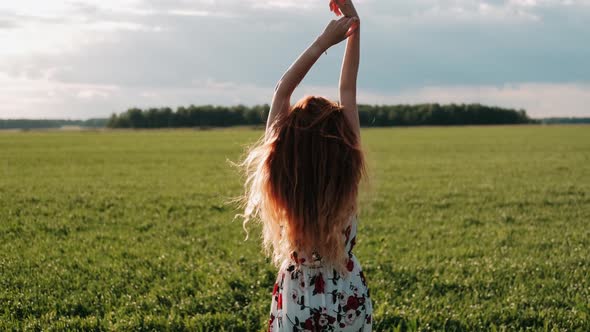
(1, 126, 589, 331)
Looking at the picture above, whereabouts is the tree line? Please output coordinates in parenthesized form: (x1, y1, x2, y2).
(107, 103, 535, 128)
(0, 104, 543, 130)
(541, 117, 590, 124)
(0, 119, 108, 130)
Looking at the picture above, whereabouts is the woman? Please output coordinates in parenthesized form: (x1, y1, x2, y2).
(240, 0, 372, 330)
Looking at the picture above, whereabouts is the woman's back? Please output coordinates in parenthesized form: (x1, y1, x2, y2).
(269, 216, 372, 331)
(238, 0, 369, 330)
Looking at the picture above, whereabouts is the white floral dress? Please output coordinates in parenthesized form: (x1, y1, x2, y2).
(268, 216, 373, 331)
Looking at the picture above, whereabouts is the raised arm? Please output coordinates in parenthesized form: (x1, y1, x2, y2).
(266, 17, 358, 138)
(265, 41, 325, 137)
(337, 0, 361, 140)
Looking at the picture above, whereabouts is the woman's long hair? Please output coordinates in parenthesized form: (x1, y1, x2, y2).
(238, 96, 366, 271)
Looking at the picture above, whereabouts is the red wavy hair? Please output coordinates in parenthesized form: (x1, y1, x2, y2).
(239, 96, 366, 271)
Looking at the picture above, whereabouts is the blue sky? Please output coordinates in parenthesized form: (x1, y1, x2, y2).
(1, 0, 589, 119)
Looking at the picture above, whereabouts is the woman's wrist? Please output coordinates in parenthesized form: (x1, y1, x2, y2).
(314, 36, 332, 53)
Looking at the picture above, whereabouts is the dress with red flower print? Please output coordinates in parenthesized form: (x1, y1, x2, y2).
(269, 215, 372, 331)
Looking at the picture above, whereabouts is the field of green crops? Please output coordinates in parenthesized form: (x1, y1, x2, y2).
(1, 126, 589, 331)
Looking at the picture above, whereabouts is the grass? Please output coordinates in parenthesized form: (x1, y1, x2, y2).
(0, 126, 589, 331)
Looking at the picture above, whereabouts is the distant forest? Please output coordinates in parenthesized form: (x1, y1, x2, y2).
(3, 105, 589, 130)
(0, 118, 108, 130)
(106, 103, 535, 128)
(540, 117, 590, 124)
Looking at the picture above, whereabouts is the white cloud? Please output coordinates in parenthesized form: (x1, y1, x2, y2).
(250, 0, 322, 10)
(166, 9, 238, 18)
(77, 89, 112, 99)
(0, 72, 120, 118)
(1, 70, 588, 119)
(0, 0, 589, 118)
(369, 0, 543, 24)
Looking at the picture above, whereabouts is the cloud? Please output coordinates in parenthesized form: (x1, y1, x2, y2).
(0, 18, 19, 29)
(0, 0, 589, 118)
(166, 9, 237, 17)
(1, 69, 587, 119)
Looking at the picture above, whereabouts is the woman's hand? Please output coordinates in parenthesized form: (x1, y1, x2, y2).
(337, 0, 359, 18)
(317, 16, 359, 50)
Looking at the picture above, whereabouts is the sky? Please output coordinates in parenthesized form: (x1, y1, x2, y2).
(1, 0, 589, 119)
